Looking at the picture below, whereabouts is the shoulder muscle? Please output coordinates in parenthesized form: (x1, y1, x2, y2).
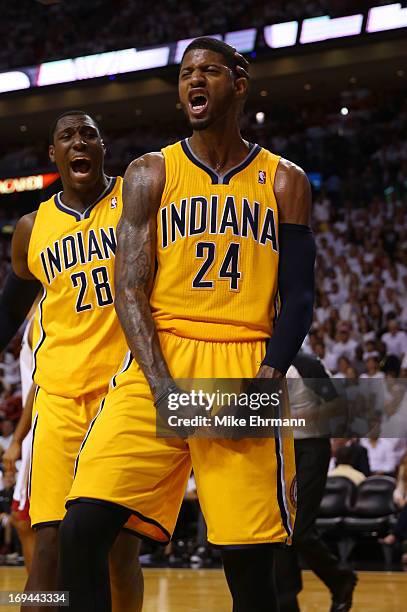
(11, 211, 38, 280)
(274, 158, 311, 225)
(122, 152, 166, 224)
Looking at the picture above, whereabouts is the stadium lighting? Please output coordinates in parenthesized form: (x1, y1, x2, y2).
(255, 112, 265, 125)
(0, 71, 30, 93)
(1, 3, 407, 95)
(340, 107, 349, 116)
(366, 3, 407, 32)
(300, 14, 363, 43)
(263, 21, 298, 48)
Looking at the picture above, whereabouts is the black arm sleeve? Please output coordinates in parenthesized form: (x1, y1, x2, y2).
(0, 270, 41, 352)
(262, 224, 316, 375)
(293, 351, 338, 402)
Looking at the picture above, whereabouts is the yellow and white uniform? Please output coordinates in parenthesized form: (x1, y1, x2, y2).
(67, 143, 296, 545)
(28, 176, 127, 528)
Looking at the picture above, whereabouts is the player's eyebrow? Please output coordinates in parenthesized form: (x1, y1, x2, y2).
(180, 62, 226, 74)
(56, 125, 75, 136)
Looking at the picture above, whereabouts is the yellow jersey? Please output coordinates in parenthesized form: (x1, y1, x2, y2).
(151, 140, 281, 341)
(28, 176, 127, 397)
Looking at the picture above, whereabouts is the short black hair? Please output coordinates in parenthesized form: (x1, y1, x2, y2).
(182, 37, 250, 80)
(49, 110, 101, 144)
(336, 446, 353, 466)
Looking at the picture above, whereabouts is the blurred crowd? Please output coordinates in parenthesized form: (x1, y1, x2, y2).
(0, 0, 389, 71)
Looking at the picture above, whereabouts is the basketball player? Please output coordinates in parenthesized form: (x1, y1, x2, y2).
(60, 39, 315, 612)
(0, 111, 142, 612)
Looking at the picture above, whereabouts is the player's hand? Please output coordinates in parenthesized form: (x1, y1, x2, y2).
(154, 384, 210, 438)
(3, 440, 22, 473)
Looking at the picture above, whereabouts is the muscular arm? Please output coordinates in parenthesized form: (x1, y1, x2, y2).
(0, 212, 41, 353)
(258, 159, 315, 378)
(115, 153, 172, 400)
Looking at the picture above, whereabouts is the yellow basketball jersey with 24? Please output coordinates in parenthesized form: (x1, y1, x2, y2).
(27, 176, 127, 397)
(151, 140, 281, 341)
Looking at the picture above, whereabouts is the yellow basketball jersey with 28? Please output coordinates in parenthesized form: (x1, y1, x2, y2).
(151, 140, 281, 341)
(27, 176, 127, 397)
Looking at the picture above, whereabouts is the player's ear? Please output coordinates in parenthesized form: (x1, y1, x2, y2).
(101, 139, 106, 153)
(234, 76, 249, 104)
(49, 144, 55, 163)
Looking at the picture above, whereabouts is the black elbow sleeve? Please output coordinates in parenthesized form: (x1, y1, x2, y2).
(0, 270, 41, 352)
(262, 224, 316, 374)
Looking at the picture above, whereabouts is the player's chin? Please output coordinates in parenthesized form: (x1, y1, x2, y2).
(187, 115, 213, 131)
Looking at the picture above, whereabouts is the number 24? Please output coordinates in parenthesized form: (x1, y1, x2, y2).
(192, 242, 241, 291)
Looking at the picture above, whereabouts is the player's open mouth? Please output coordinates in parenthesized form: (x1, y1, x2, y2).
(189, 93, 208, 116)
(70, 157, 92, 175)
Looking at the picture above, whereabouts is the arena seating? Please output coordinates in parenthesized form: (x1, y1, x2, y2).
(317, 475, 399, 565)
(315, 476, 356, 532)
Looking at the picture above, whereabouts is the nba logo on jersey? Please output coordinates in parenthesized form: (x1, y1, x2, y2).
(111, 196, 118, 208)
(258, 170, 266, 184)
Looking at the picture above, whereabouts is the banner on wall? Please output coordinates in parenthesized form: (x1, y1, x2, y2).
(0, 173, 59, 195)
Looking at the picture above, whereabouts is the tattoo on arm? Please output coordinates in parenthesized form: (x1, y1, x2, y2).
(115, 153, 171, 400)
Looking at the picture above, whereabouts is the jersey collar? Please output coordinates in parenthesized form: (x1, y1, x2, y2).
(54, 176, 116, 222)
(181, 139, 261, 185)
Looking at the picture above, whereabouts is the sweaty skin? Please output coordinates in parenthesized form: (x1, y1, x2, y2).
(115, 48, 312, 398)
(116, 153, 169, 400)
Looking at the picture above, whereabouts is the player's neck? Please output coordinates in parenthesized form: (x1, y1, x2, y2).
(189, 126, 249, 175)
(60, 175, 109, 213)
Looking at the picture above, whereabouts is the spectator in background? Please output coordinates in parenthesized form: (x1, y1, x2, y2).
(331, 324, 358, 364)
(381, 319, 407, 361)
(331, 439, 370, 476)
(313, 341, 338, 373)
(333, 356, 351, 379)
(360, 437, 401, 476)
(379, 453, 407, 563)
(360, 355, 385, 380)
(0, 470, 15, 555)
(329, 446, 366, 486)
(0, 419, 14, 456)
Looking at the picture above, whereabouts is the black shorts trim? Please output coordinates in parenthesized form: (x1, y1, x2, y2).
(66, 497, 171, 543)
(211, 542, 287, 549)
(32, 520, 61, 531)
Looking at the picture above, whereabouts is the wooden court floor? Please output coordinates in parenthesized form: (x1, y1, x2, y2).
(0, 567, 406, 611)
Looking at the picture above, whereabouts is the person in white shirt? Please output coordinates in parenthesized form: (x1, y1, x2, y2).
(360, 437, 400, 475)
(360, 356, 385, 380)
(313, 341, 338, 374)
(381, 319, 407, 361)
(339, 290, 360, 325)
(379, 287, 401, 318)
(333, 356, 351, 379)
(331, 326, 358, 363)
(316, 294, 331, 325)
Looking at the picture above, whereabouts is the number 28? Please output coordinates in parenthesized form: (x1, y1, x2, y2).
(71, 266, 113, 312)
